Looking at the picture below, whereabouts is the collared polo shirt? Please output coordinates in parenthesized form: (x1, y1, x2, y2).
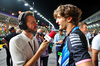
(9, 32, 40, 66)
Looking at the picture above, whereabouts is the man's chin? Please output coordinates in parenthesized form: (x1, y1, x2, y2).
(59, 26, 62, 29)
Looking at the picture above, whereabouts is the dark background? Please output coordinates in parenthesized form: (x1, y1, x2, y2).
(0, 0, 100, 29)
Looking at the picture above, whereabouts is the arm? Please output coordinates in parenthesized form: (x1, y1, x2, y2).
(10, 37, 49, 66)
(89, 46, 92, 51)
(1, 38, 9, 48)
(1, 38, 8, 44)
(56, 40, 63, 44)
(92, 49, 99, 66)
(92, 35, 100, 66)
(24, 40, 49, 66)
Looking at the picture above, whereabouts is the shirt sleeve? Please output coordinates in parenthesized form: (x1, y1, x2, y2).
(69, 33, 91, 65)
(9, 37, 26, 66)
(92, 35, 100, 50)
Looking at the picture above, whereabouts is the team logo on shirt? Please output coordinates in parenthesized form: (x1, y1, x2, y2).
(69, 33, 82, 47)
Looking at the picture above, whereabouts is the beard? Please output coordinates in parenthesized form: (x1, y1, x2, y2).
(60, 24, 67, 30)
(27, 27, 37, 33)
(59, 19, 67, 30)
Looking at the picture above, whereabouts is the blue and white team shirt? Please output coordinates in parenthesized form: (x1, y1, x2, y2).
(61, 26, 91, 66)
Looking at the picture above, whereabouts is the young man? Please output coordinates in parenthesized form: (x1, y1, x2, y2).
(9, 11, 49, 66)
(53, 4, 92, 66)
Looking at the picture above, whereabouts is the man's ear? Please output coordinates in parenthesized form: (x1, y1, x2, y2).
(67, 17, 72, 23)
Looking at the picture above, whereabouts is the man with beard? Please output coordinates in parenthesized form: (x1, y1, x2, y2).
(53, 4, 92, 66)
(9, 11, 49, 66)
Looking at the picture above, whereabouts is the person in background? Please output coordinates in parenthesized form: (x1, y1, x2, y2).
(36, 29, 49, 66)
(53, 29, 66, 66)
(46, 29, 54, 53)
(53, 4, 92, 66)
(35, 29, 43, 44)
(90, 30, 97, 47)
(78, 22, 92, 56)
(92, 31, 100, 66)
(1, 27, 18, 66)
(86, 31, 92, 45)
(92, 30, 97, 38)
(46, 29, 51, 35)
(9, 11, 49, 66)
(78, 22, 88, 36)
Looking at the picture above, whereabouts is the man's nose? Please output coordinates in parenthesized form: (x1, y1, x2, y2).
(56, 19, 59, 23)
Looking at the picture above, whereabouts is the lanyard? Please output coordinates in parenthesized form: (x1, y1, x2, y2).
(28, 40, 38, 66)
(28, 40, 35, 55)
(59, 34, 63, 40)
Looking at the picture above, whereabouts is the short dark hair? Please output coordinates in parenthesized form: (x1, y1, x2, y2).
(9, 27, 14, 32)
(18, 11, 34, 23)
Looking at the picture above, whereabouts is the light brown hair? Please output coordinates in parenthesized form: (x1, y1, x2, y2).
(78, 22, 87, 28)
(53, 4, 82, 26)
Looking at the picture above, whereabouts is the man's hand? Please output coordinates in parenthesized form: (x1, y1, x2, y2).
(24, 40, 49, 66)
(56, 40, 63, 44)
(39, 40, 49, 51)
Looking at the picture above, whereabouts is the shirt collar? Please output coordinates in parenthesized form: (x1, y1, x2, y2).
(21, 32, 34, 42)
(72, 26, 79, 32)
